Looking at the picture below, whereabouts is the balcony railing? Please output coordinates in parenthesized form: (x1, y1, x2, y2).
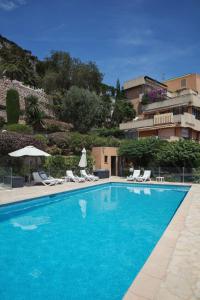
(154, 113, 174, 125)
(119, 118, 153, 130)
(143, 93, 199, 112)
(120, 112, 200, 131)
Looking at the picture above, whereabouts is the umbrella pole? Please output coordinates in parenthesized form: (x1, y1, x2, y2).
(29, 158, 31, 185)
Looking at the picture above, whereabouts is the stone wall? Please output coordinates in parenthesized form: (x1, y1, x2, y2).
(0, 78, 53, 121)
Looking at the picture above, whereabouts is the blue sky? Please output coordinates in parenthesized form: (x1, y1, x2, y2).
(0, 0, 200, 86)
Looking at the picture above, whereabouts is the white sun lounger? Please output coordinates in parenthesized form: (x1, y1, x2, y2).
(32, 172, 56, 186)
(40, 171, 64, 184)
(127, 170, 141, 181)
(80, 170, 99, 181)
(136, 170, 151, 182)
(66, 170, 85, 182)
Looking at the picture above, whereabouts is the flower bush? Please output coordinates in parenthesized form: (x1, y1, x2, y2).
(141, 88, 167, 105)
(0, 132, 45, 155)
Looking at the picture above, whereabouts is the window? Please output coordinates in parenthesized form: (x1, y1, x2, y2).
(104, 156, 108, 163)
(192, 107, 200, 120)
(173, 106, 188, 115)
(181, 79, 187, 88)
(181, 128, 189, 139)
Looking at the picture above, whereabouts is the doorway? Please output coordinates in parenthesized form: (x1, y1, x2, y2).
(111, 156, 116, 176)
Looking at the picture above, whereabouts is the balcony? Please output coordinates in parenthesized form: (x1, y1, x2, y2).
(120, 112, 200, 131)
(143, 92, 200, 112)
(119, 118, 154, 130)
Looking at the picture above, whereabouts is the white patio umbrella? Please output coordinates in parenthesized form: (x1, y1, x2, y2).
(78, 148, 87, 168)
(9, 146, 51, 157)
(9, 146, 50, 183)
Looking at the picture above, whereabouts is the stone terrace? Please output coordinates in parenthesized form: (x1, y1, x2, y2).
(0, 78, 53, 120)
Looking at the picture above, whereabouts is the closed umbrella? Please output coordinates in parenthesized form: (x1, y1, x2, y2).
(78, 148, 87, 168)
(9, 146, 50, 184)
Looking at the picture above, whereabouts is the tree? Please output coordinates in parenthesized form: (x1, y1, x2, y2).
(111, 100, 136, 126)
(41, 51, 72, 93)
(156, 140, 200, 167)
(62, 86, 101, 133)
(40, 51, 103, 95)
(119, 138, 164, 166)
(0, 36, 38, 86)
(6, 89, 20, 124)
(96, 94, 113, 127)
(115, 79, 126, 100)
(25, 95, 44, 130)
(72, 60, 103, 94)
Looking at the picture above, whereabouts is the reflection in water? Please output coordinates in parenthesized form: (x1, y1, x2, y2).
(89, 187, 118, 212)
(127, 187, 151, 195)
(11, 216, 50, 231)
(79, 199, 87, 218)
(144, 188, 151, 195)
(101, 187, 117, 211)
(127, 187, 141, 194)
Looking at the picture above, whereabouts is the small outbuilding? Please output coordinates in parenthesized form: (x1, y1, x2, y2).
(91, 147, 119, 176)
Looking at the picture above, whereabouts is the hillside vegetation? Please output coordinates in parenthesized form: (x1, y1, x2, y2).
(0, 35, 135, 132)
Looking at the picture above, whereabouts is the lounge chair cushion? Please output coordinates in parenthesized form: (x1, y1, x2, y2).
(39, 171, 49, 180)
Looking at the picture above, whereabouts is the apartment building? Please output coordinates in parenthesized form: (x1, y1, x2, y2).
(120, 74, 200, 141)
(164, 73, 200, 93)
(123, 76, 167, 114)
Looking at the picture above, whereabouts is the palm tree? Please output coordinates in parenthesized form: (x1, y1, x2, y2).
(25, 95, 44, 130)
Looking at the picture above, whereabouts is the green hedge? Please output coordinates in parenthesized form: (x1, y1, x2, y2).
(44, 155, 94, 178)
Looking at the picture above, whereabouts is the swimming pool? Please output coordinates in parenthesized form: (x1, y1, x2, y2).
(0, 183, 189, 300)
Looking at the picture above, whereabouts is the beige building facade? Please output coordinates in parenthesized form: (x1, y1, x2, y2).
(91, 147, 119, 176)
(164, 73, 200, 93)
(120, 74, 200, 141)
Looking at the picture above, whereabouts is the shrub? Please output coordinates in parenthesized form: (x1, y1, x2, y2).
(119, 138, 164, 167)
(34, 134, 48, 145)
(47, 132, 121, 155)
(6, 89, 20, 124)
(0, 132, 45, 155)
(0, 116, 5, 128)
(43, 118, 73, 133)
(94, 127, 125, 139)
(156, 140, 200, 167)
(47, 145, 62, 155)
(4, 124, 33, 134)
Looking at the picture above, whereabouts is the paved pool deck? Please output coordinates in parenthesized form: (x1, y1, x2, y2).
(0, 178, 200, 300)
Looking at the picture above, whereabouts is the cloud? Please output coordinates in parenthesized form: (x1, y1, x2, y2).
(98, 43, 197, 85)
(0, 0, 26, 11)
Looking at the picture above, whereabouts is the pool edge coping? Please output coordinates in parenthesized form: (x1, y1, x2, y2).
(123, 182, 196, 300)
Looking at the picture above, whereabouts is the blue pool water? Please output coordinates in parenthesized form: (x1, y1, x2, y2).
(0, 183, 189, 300)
